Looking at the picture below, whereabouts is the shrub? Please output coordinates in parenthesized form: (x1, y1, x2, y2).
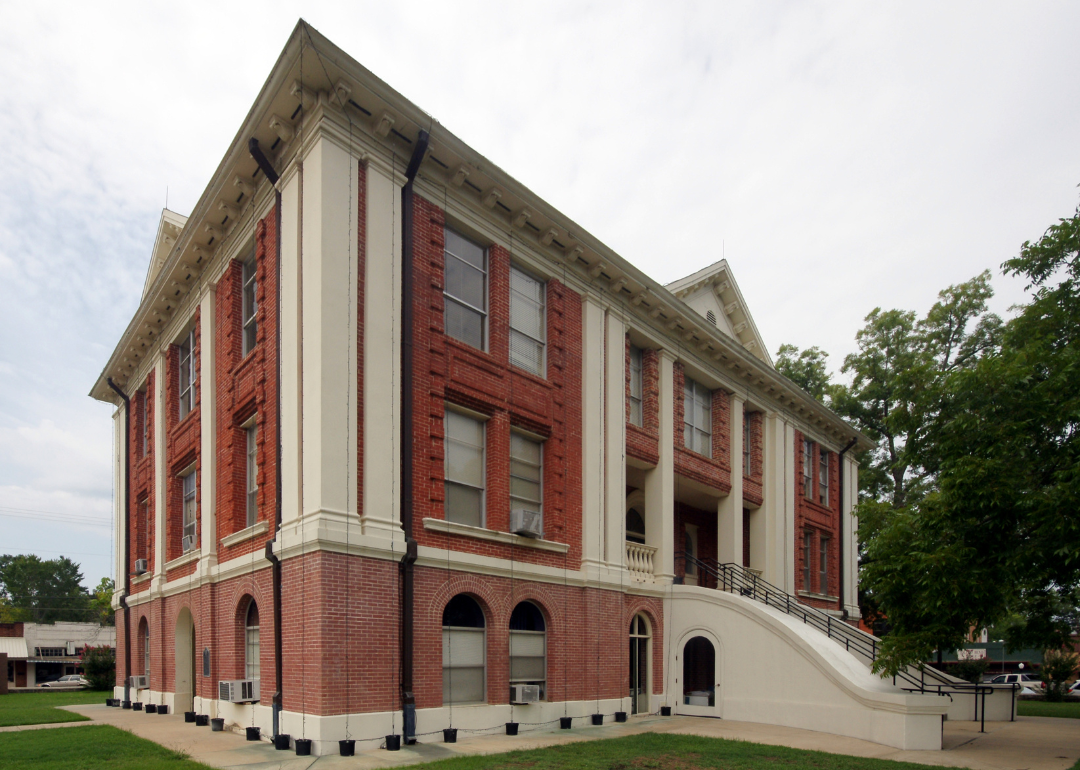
(80, 645, 115, 691)
(1041, 649, 1079, 702)
(953, 658, 990, 684)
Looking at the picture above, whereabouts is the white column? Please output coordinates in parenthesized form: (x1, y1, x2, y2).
(783, 422, 796, 593)
(299, 136, 360, 529)
(581, 296, 606, 570)
(604, 311, 626, 567)
(843, 453, 861, 617)
(717, 393, 744, 566)
(279, 165, 302, 526)
(761, 411, 786, 587)
(361, 158, 404, 540)
(152, 353, 167, 587)
(645, 350, 675, 580)
(199, 287, 217, 569)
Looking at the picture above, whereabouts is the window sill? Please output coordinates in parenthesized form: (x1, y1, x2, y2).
(131, 572, 152, 586)
(797, 590, 840, 603)
(165, 550, 200, 571)
(221, 520, 269, 549)
(422, 518, 569, 553)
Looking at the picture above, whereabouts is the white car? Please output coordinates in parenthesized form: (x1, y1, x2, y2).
(39, 675, 89, 688)
(987, 673, 1046, 693)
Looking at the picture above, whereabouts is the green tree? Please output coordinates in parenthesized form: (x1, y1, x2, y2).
(90, 577, 114, 626)
(864, 196, 1080, 675)
(775, 344, 833, 404)
(80, 645, 116, 691)
(0, 554, 92, 624)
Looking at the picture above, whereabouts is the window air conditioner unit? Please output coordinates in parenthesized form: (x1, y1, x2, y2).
(134, 559, 148, 575)
(182, 535, 197, 553)
(510, 684, 540, 704)
(129, 675, 148, 690)
(219, 679, 260, 703)
(510, 509, 542, 539)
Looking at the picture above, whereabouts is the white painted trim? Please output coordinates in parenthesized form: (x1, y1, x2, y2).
(422, 518, 569, 553)
(220, 520, 270, 549)
(164, 550, 200, 572)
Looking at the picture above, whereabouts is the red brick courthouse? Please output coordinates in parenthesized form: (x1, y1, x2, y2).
(91, 20, 960, 755)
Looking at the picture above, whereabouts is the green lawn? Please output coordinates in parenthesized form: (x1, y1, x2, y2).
(1018, 700, 1080, 719)
(403, 732, 960, 770)
(0, 690, 102, 727)
(0, 725, 212, 770)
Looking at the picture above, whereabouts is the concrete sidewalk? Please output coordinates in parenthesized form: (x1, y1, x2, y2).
(58, 704, 1080, 770)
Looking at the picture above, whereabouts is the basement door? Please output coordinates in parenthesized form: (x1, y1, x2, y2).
(677, 635, 719, 717)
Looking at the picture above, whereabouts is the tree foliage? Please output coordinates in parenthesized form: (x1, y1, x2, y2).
(775, 344, 833, 403)
(90, 578, 115, 627)
(80, 645, 115, 691)
(0, 554, 92, 624)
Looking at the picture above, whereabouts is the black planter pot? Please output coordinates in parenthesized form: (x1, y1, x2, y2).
(104, 699, 112, 707)
(146, 704, 157, 713)
(211, 718, 224, 732)
(195, 714, 210, 727)
(132, 702, 143, 711)
(246, 727, 260, 741)
(385, 734, 401, 751)
(560, 717, 573, 729)
(591, 714, 603, 726)
(660, 706, 672, 717)
(505, 722, 519, 736)
(443, 728, 457, 743)
(184, 711, 196, 723)
(157, 706, 169, 715)
(295, 739, 312, 756)
(615, 712, 627, 723)
(339, 739, 355, 756)
(273, 734, 291, 750)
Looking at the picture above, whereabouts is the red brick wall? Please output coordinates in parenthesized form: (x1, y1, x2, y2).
(794, 430, 841, 610)
(164, 312, 201, 574)
(625, 340, 659, 466)
(0, 623, 23, 638)
(214, 206, 280, 563)
(128, 371, 155, 576)
(672, 364, 731, 494)
(409, 195, 584, 566)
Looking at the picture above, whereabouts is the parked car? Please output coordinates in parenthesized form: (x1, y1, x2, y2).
(987, 673, 1046, 692)
(39, 675, 88, 688)
(1067, 680, 1080, 695)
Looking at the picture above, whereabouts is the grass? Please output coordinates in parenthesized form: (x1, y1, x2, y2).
(401, 732, 961, 770)
(1018, 700, 1080, 719)
(0, 689, 102, 727)
(0, 724, 212, 770)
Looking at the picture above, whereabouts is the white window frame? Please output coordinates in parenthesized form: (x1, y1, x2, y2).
(509, 264, 546, 376)
(509, 430, 543, 524)
(443, 228, 487, 351)
(803, 530, 813, 591)
(178, 329, 197, 419)
(442, 595, 487, 705)
(245, 601, 260, 680)
(803, 440, 814, 499)
(242, 252, 257, 357)
(140, 390, 149, 457)
(509, 601, 547, 700)
(683, 377, 712, 458)
(244, 418, 258, 528)
(629, 345, 643, 427)
(819, 450, 829, 507)
(143, 622, 150, 677)
(181, 469, 197, 549)
(819, 534, 829, 596)
(444, 407, 486, 528)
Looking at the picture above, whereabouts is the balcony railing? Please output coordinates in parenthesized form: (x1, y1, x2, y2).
(625, 542, 658, 581)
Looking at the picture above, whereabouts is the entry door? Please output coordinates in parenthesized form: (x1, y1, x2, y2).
(629, 615, 650, 714)
(677, 635, 719, 717)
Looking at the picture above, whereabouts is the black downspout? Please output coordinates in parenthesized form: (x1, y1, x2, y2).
(249, 138, 284, 739)
(399, 129, 429, 745)
(107, 377, 132, 708)
(838, 437, 858, 621)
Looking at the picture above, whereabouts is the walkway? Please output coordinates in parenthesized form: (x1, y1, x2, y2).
(48, 704, 1079, 770)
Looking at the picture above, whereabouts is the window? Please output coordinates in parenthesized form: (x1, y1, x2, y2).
(803, 531, 813, 591)
(742, 410, 752, 475)
(442, 594, 485, 704)
(802, 440, 814, 499)
(509, 601, 546, 700)
(182, 470, 197, 549)
(510, 265, 545, 375)
(444, 409, 485, 528)
(245, 601, 260, 680)
(510, 432, 542, 520)
(140, 391, 149, 457)
(629, 345, 643, 427)
(443, 228, 487, 350)
(819, 450, 829, 507)
(178, 330, 196, 419)
(245, 423, 258, 528)
(242, 253, 257, 356)
(139, 498, 149, 561)
(35, 647, 66, 657)
(683, 377, 712, 458)
(819, 535, 830, 596)
(143, 622, 150, 677)
(626, 507, 645, 544)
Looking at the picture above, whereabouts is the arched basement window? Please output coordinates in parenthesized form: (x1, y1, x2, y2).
(443, 594, 485, 705)
(245, 601, 260, 680)
(509, 601, 546, 699)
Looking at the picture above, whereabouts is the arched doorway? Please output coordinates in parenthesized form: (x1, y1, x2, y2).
(174, 608, 196, 714)
(679, 635, 717, 716)
(629, 614, 650, 714)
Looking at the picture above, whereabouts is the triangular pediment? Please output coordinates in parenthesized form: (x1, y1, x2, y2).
(665, 260, 772, 367)
(142, 209, 188, 303)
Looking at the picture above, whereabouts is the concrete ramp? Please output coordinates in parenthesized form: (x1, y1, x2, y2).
(666, 585, 948, 750)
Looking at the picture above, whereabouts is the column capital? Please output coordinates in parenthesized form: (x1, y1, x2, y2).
(657, 348, 677, 364)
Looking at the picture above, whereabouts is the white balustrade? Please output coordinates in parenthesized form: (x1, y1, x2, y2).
(626, 541, 658, 581)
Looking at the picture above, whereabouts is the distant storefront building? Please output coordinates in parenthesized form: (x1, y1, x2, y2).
(1, 621, 115, 687)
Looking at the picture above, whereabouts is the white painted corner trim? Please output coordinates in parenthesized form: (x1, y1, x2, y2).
(163, 550, 200, 572)
(220, 520, 270, 549)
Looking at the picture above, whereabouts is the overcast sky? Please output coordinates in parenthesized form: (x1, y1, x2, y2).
(1, 1, 1078, 591)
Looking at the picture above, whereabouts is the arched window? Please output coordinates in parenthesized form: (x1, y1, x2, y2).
(442, 594, 485, 704)
(509, 601, 546, 699)
(140, 618, 150, 677)
(245, 601, 260, 680)
(626, 508, 645, 544)
(629, 614, 650, 714)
